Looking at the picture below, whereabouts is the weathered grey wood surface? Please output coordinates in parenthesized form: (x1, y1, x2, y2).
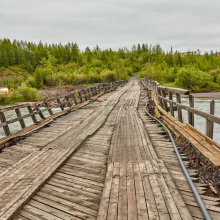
(0, 79, 219, 220)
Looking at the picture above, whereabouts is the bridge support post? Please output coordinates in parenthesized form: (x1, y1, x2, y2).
(176, 93, 183, 123)
(45, 101, 53, 115)
(0, 112, 11, 136)
(188, 95, 194, 126)
(161, 90, 168, 112)
(206, 100, 215, 139)
(15, 108, 26, 129)
(168, 91, 174, 117)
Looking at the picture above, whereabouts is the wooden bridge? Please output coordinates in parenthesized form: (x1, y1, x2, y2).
(0, 78, 220, 219)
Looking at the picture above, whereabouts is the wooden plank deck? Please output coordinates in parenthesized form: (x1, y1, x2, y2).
(0, 79, 219, 219)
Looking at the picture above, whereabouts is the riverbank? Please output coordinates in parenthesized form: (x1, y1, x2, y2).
(40, 85, 86, 99)
(190, 92, 220, 99)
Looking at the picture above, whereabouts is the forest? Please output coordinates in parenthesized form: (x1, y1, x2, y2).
(0, 38, 220, 103)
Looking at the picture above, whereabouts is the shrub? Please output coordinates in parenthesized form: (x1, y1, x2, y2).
(100, 69, 115, 82)
(45, 74, 58, 86)
(17, 83, 40, 101)
(34, 68, 43, 88)
(75, 74, 86, 85)
(26, 76, 36, 88)
(175, 68, 212, 90)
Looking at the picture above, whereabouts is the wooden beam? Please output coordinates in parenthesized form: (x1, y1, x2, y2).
(176, 93, 183, 123)
(45, 101, 53, 115)
(35, 105, 46, 120)
(188, 95, 194, 126)
(15, 108, 26, 129)
(78, 91, 83, 103)
(0, 112, 10, 136)
(168, 92, 174, 117)
(157, 86, 190, 95)
(206, 100, 215, 139)
(27, 106, 38, 123)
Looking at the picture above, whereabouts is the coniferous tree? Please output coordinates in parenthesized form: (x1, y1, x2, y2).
(8, 49, 15, 65)
(71, 43, 79, 62)
(176, 53, 183, 67)
(0, 51, 3, 67)
(3, 50, 9, 67)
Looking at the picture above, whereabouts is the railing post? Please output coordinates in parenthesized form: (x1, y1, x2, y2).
(83, 90, 87, 101)
(188, 95, 194, 126)
(0, 112, 10, 136)
(57, 99, 64, 111)
(45, 101, 53, 115)
(206, 100, 215, 139)
(91, 87, 94, 96)
(15, 108, 26, 129)
(86, 88, 90, 99)
(168, 91, 174, 117)
(78, 91, 83, 103)
(176, 93, 183, 123)
(27, 105, 37, 123)
(72, 93, 77, 105)
(161, 90, 168, 112)
(157, 88, 163, 108)
(65, 95, 71, 107)
(35, 105, 46, 119)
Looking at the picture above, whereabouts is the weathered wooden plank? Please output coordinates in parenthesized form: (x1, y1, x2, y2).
(56, 99, 64, 111)
(206, 100, 215, 139)
(107, 162, 120, 220)
(118, 162, 127, 219)
(127, 162, 138, 220)
(139, 161, 159, 220)
(168, 91, 174, 117)
(0, 112, 10, 136)
(35, 105, 46, 120)
(158, 86, 190, 95)
(0, 103, 30, 113)
(97, 163, 113, 220)
(45, 101, 53, 115)
(15, 108, 26, 129)
(188, 95, 194, 126)
(132, 162, 149, 220)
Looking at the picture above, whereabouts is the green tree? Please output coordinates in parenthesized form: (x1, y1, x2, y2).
(34, 68, 43, 88)
(176, 53, 183, 67)
(0, 51, 3, 67)
(71, 43, 79, 62)
(8, 49, 15, 65)
(3, 51, 9, 67)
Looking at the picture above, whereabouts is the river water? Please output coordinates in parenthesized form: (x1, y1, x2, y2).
(0, 98, 220, 143)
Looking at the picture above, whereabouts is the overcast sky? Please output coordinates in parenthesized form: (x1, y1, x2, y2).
(0, 0, 219, 53)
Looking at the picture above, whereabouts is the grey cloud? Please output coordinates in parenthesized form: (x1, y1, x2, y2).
(0, 0, 219, 53)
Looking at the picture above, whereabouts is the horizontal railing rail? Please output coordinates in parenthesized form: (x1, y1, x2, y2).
(0, 80, 127, 137)
(142, 79, 219, 141)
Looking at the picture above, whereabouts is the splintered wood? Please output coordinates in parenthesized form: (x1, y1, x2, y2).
(1, 79, 219, 219)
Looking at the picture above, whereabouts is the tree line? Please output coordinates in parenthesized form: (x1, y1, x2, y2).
(0, 38, 220, 103)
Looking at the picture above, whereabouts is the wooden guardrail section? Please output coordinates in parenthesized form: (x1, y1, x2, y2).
(141, 79, 220, 167)
(0, 81, 127, 148)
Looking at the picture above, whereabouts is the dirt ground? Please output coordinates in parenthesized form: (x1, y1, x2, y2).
(40, 85, 86, 99)
(178, 141, 220, 198)
(190, 92, 220, 99)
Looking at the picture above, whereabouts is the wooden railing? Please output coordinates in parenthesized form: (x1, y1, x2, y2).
(142, 79, 218, 140)
(0, 80, 127, 137)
